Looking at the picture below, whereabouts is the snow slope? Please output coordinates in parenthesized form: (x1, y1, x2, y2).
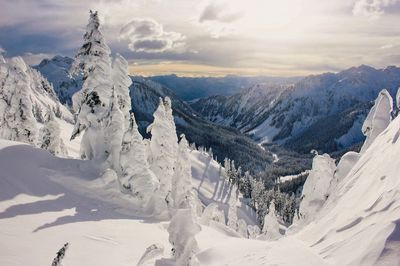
(297, 113, 400, 266)
(1, 99, 400, 265)
(196, 103, 400, 266)
(0, 135, 255, 265)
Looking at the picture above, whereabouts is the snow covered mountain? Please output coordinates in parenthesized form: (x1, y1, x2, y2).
(192, 65, 400, 153)
(34, 56, 83, 106)
(191, 83, 290, 132)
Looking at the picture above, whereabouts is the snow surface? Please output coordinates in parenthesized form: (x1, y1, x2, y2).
(0, 131, 255, 265)
(2, 109, 400, 265)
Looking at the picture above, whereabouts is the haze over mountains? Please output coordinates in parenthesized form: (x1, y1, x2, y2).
(147, 74, 302, 101)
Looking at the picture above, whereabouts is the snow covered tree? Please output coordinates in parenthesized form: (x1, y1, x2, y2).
(39, 109, 68, 157)
(247, 224, 261, 239)
(237, 219, 249, 238)
(0, 57, 38, 144)
(330, 151, 360, 193)
(282, 193, 296, 224)
(200, 203, 226, 225)
(33, 102, 44, 123)
(104, 89, 125, 172)
(51, 243, 69, 266)
(147, 97, 179, 206)
(394, 87, 400, 116)
(112, 54, 132, 129)
(70, 10, 113, 161)
(299, 153, 336, 223)
(238, 171, 252, 199)
(168, 209, 201, 266)
(171, 134, 195, 209)
(119, 113, 159, 209)
(261, 200, 281, 240)
(137, 243, 164, 266)
(360, 89, 393, 154)
(227, 185, 238, 231)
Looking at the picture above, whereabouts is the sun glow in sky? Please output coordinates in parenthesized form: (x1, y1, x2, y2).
(0, 0, 400, 76)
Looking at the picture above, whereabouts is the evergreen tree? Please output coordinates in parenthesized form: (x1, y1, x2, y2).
(261, 200, 281, 240)
(171, 134, 194, 209)
(147, 97, 178, 206)
(237, 219, 249, 238)
(70, 10, 113, 161)
(104, 88, 125, 172)
(51, 243, 69, 266)
(0, 57, 37, 144)
(120, 113, 159, 209)
(39, 109, 68, 157)
(396, 87, 400, 116)
(112, 54, 132, 128)
(227, 184, 238, 231)
(168, 209, 201, 266)
(360, 89, 393, 154)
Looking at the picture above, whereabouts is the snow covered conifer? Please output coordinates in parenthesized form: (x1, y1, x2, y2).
(147, 97, 178, 206)
(237, 219, 249, 238)
(51, 243, 69, 266)
(112, 54, 132, 128)
(200, 203, 226, 225)
(330, 151, 360, 194)
(299, 154, 336, 223)
(261, 200, 281, 240)
(70, 10, 113, 161)
(168, 209, 201, 266)
(227, 185, 238, 231)
(248, 225, 261, 239)
(39, 108, 68, 157)
(360, 89, 393, 153)
(171, 134, 194, 209)
(0, 57, 37, 144)
(104, 89, 125, 172)
(119, 113, 159, 208)
(396, 87, 400, 111)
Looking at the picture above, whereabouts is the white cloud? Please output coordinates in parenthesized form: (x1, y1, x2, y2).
(199, 3, 243, 23)
(353, 0, 399, 18)
(119, 18, 186, 53)
(380, 43, 394, 49)
(21, 52, 54, 65)
(0, 46, 5, 54)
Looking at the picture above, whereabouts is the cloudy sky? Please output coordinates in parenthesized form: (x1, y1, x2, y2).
(1, 0, 400, 76)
